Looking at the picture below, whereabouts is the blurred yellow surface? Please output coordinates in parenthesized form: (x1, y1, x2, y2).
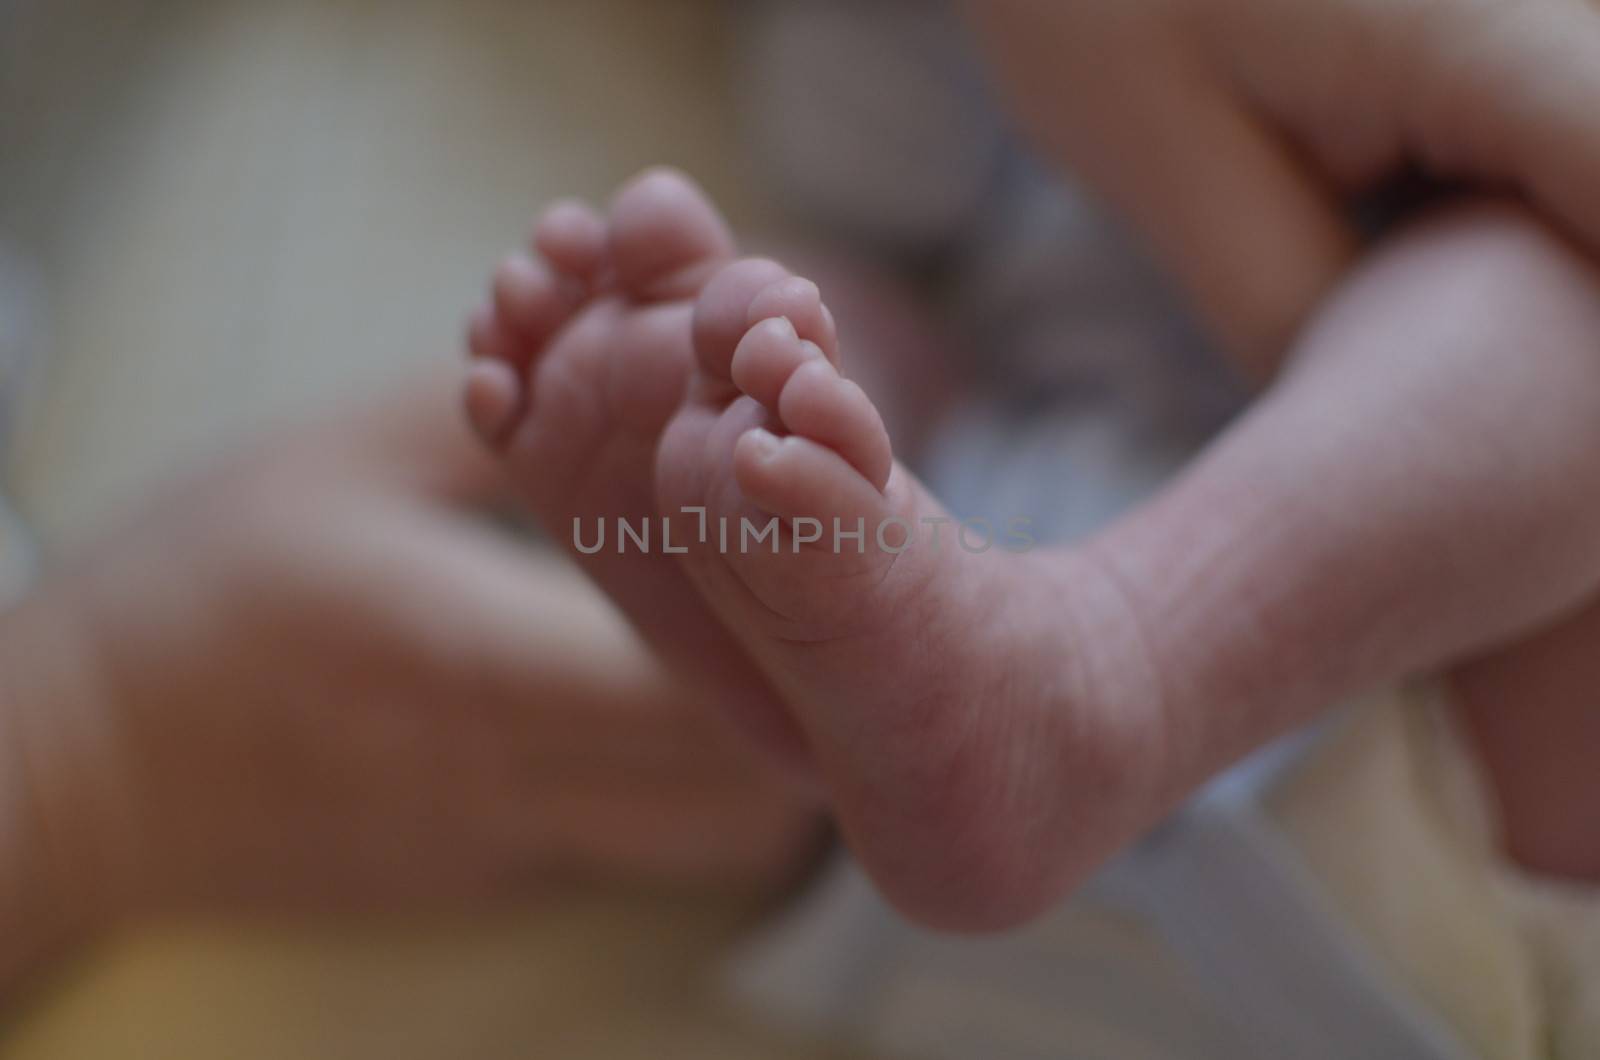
(5, 894, 846, 1059)
(0, 1, 840, 1056)
(3, 0, 763, 543)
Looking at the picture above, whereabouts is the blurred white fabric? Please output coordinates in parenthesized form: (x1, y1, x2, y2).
(730, 706, 1485, 1060)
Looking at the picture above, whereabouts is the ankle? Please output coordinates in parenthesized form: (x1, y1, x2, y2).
(838, 549, 1175, 933)
(1050, 546, 1182, 812)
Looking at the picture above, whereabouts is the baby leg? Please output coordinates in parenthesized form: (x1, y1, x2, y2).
(1098, 201, 1600, 799)
(661, 199, 1600, 930)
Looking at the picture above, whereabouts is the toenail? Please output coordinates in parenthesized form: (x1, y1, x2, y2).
(744, 428, 782, 460)
(760, 317, 798, 341)
(494, 256, 535, 294)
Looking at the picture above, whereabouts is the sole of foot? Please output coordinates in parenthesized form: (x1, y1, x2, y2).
(657, 257, 1165, 929)
(462, 169, 810, 767)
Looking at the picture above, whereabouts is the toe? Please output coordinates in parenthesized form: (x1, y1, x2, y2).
(492, 254, 586, 356)
(730, 317, 828, 410)
(464, 358, 524, 447)
(734, 428, 892, 527)
(533, 199, 608, 282)
(608, 167, 736, 302)
(692, 258, 792, 382)
(747, 276, 840, 366)
(467, 302, 518, 362)
(777, 359, 894, 492)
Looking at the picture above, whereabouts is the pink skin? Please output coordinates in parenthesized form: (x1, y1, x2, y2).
(660, 196, 1600, 930)
(471, 171, 1600, 931)
(657, 257, 1155, 928)
(1454, 601, 1600, 883)
(462, 169, 807, 767)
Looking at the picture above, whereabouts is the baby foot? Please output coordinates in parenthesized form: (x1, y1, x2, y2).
(462, 169, 804, 762)
(657, 262, 1169, 929)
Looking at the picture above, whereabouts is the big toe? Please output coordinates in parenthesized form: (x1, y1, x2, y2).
(608, 168, 736, 302)
(692, 258, 794, 384)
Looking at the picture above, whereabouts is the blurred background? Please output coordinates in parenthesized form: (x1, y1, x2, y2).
(0, 1, 837, 1056)
(0, 0, 768, 545)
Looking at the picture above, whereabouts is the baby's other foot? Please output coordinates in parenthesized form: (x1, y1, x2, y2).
(658, 263, 1167, 929)
(463, 169, 803, 762)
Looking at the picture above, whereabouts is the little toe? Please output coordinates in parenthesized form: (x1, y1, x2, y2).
(467, 302, 518, 363)
(777, 359, 893, 492)
(747, 276, 840, 366)
(492, 254, 586, 355)
(731, 317, 828, 410)
(608, 167, 736, 302)
(692, 258, 793, 383)
(464, 358, 524, 447)
(533, 199, 608, 282)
